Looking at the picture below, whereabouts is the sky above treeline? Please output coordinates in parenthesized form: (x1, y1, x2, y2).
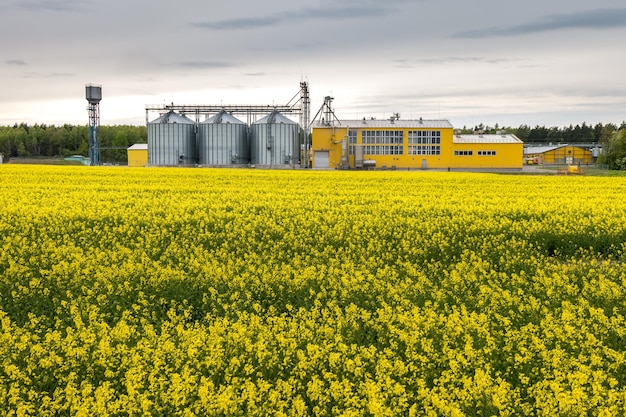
(1, 0, 625, 129)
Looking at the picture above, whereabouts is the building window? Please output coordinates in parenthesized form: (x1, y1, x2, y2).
(362, 130, 404, 145)
(360, 130, 404, 155)
(362, 145, 403, 155)
(454, 150, 473, 156)
(408, 130, 441, 144)
(408, 145, 441, 155)
(478, 150, 496, 156)
(348, 130, 357, 154)
(348, 130, 357, 145)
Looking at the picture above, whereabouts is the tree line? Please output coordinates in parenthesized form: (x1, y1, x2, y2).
(460, 121, 626, 144)
(1, 121, 626, 168)
(0, 124, 146, 163)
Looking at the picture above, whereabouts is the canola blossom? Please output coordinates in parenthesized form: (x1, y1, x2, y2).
(1, 165, 626, 416)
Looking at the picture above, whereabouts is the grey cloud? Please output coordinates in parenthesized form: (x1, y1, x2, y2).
(191, 4, 392, 30)
(249, 41, 327, 53)
(381, 85, 626, 102)
(178, 61, 239, 69)
(6, 59, 28, 66)
(453, 8, 626, 38)
(16, 0, 92, 12)
(554, 86, 626, 99)
(246, 72, 266, 77)
(193, 16, 281, 30)
(394, 57, 512, 68)
(20, 71, 75, 78)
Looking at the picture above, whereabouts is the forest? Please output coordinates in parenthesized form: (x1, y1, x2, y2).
(460, 121, 626, 144)
(0, 124, 146, 163)
(1, 121, 625, 167)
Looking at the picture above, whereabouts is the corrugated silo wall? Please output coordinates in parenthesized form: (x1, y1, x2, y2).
(198, 123, 249, 165)
(251, 123, 301, 165)
(148, 123, 197, 166)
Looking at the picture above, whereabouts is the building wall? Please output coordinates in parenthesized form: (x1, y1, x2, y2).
(541, 146, 594, 164)
(128, 149, 148, 167)
(311, 126, 522, 169)
(311, 126, 348, 168)
(450, 142, 524, 169)
(311, 125, 455, 169)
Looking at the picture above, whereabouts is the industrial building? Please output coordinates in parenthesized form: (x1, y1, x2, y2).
(141, 83, 523, 170)
(310, 119, 523, 170)
(251, 110, 301, 166)
(198, 110, 249, 165)
(524, 144, 595, 165)
(145, 108, 303, 167)
(143, 82, 310, 168)
(147, 111, 197, 166)
(127, 143, 148, 167)
(451, 133, 524, 169)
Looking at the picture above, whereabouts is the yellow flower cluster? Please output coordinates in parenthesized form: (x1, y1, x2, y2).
(0, 165, 625, 415)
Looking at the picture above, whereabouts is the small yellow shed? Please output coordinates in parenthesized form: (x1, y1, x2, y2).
(127, 143, 148, 167)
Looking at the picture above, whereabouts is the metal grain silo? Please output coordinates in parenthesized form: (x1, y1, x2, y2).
(251, 110, 300, 166)
(147, 110, 196, 166)
(198, 110, 249, 165)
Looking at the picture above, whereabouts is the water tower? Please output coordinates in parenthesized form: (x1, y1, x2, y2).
(85, 84, 102, 165)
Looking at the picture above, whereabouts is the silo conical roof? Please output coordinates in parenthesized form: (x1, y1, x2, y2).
(150, 110, 195, 124)
(202, 110, 245, 124)
(254, 109, 297, 125)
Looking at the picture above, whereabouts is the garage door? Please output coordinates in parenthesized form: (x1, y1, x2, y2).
(314, 151, 329, 168)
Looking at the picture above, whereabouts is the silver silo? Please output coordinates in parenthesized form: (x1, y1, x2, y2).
(198, 110, 249, 165)
(147, 110, 197, 166)
(251, 110, 300, 166)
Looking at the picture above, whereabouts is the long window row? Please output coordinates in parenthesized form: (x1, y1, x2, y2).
(454, 150, 498, 156)
(362, 130, 404, 145)
(408, 130, 441, 144)
(408, 145, 441, 155)
(362, 145, 404, 155)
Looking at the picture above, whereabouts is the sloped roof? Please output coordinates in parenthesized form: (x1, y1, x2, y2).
(150, 110, 195, 124)
(202, 110, 245, 124)
(128, 143, 148, 150)
(524, 145, 565, 154)
(453, 134, 522, 144)
(254, 110, 297, 125)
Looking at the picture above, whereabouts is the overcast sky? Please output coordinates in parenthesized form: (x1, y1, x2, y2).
(1, 0, 625, 129)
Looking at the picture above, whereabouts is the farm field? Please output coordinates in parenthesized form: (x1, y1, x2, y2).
(1, 165, 626, 416)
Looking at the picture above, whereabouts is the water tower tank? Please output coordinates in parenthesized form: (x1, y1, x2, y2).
(198, 110, 249, 165)
(147, 110, 197, 166)
(251, 110, 300, 166)
(85, 84, 102, 103)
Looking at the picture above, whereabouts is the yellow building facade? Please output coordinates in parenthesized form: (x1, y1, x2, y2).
(311, 119, 523, 170)
(524, 145, 594, 165)
(127, 143, 148, 167)
(452, 134, 524, 169)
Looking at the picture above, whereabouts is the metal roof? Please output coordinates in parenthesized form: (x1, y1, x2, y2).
(254, 110, 298, 124)
(524, 145, 565, 154)
(202, 110, 245, 124)
(150, 110, 195, 124)
(128, 143, 148, 150)
(311, 119, 454, 129)
(453, 134, 523, 144)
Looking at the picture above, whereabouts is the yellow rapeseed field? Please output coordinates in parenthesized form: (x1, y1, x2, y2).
(1, 165, 625, 416)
